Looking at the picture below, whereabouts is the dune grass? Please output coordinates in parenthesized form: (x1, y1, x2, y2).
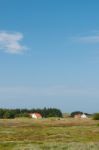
(0, 118, 98, 149)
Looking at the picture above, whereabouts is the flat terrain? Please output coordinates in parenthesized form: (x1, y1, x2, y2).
(0, 118, 99, 150)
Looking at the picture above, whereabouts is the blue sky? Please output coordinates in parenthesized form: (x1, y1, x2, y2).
(0, 0, 99, 113)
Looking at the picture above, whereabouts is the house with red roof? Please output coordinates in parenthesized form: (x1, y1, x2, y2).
(30, 113, 42, 119)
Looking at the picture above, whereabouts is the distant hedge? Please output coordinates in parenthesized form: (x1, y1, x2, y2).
(0, 108, 62, 119)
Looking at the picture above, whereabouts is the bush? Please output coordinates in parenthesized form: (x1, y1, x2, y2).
(93, 113, 99, 120)
(16, 112, 30, 118)
(3, 111, 15, 119)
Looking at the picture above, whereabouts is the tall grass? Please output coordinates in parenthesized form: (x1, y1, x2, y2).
(0, 142, 99, 150)
(0, 118, 98, 149)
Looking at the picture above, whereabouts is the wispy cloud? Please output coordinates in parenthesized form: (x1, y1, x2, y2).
(71, 35, 99, 43)
(0, 86, 99, 98)
(0, 31, 28, 54)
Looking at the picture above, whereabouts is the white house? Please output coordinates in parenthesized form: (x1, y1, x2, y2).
(81, 113, 87, 119)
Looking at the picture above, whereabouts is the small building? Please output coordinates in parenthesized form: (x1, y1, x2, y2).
(74, 114, 81, 119)
(74, 113, 87, 119)
(30, 113, 42, 119)
(81, 113, 87, 119)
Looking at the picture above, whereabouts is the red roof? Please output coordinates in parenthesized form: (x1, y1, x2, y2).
(34, 113, 42, 118)
(30, 113, 42, 118)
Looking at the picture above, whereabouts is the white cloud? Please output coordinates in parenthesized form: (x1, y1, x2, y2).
(71, 35, 99, 43)
(0, 31, 27, 54)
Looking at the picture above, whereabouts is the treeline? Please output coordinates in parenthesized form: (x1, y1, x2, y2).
(0, 108, 62, 119)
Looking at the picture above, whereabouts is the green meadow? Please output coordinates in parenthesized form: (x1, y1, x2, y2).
(0, 118, 99, 150)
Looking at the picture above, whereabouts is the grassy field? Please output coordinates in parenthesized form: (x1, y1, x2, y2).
(0, 118, 99, 150)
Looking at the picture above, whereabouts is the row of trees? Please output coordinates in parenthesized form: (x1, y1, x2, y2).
(0, 108, 62, 119)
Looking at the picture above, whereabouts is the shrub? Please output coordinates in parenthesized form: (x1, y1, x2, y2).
(93, 113, 99, 120)
(16, 112, 30, 118)
(3, 111, 15, 119)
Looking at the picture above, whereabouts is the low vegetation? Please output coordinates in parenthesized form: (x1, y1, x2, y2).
(0, 109, 98, 149)
(0, 118, 98, 149)
(93, 113, 99, 120)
